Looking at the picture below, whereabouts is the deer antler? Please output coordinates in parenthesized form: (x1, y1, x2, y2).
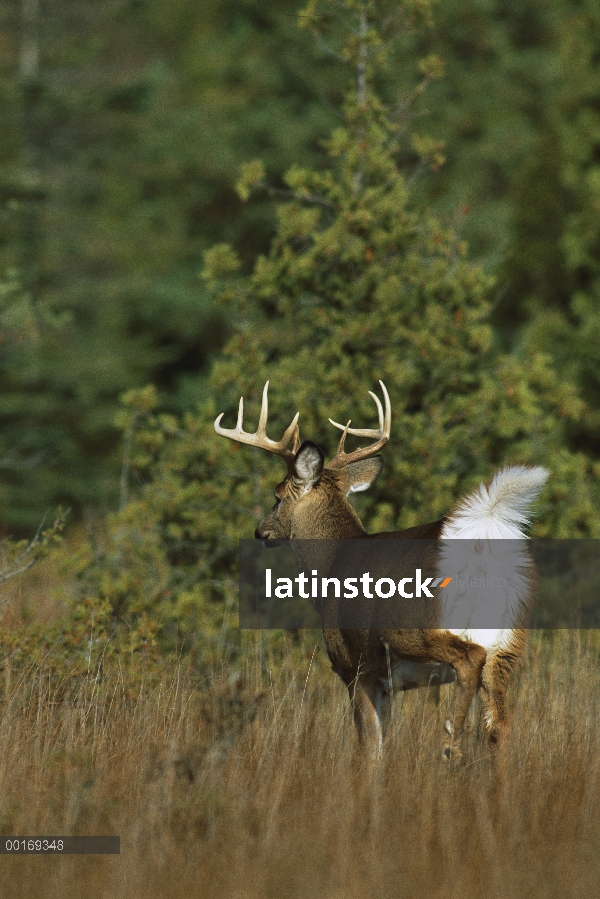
(326, 380, 391, 470)
(214, 381, 300, 466)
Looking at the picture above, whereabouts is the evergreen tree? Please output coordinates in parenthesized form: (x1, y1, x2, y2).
(204, 0, 593, 538)
(68, 0, 597, 659)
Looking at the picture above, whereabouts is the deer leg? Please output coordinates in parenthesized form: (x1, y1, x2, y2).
(422, 631, 487, 761)
(349, 677, 384, 759)
(478, 651, 514, 753)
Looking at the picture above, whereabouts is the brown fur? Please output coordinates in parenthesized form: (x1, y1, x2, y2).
(255, 443, 533, 761)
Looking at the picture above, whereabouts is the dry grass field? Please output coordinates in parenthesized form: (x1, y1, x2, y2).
(0, 630, 599, 899)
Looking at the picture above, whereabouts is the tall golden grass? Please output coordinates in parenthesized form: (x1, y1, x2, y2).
(0, 630, 599, 898)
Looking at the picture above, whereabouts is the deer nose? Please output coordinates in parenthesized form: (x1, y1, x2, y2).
(255, 526, 265, 540)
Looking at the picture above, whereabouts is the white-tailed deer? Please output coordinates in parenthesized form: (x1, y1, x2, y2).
(215, 381, 548, 760)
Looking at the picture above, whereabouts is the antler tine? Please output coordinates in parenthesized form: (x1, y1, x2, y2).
(328, 380, 390, 437)
(334, 421, 352, 455)
(326, 381, 391, 470)
(329, 392, 382, 438)
(257, 381, 269, 437)
(214, 381, 300, 465)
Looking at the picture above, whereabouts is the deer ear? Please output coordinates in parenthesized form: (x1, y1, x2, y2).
(293, 441, 324, 486)
(341, 456, 384, 495)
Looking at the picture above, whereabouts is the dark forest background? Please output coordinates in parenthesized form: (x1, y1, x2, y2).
(2, 0, 599, 531)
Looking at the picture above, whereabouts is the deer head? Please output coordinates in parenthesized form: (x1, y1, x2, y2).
(214, 381, 391, 542)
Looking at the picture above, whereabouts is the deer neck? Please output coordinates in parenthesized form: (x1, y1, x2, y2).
(289, 494, 365, 576)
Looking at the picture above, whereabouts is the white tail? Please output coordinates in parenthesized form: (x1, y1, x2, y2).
(441, 465, 549, 540)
